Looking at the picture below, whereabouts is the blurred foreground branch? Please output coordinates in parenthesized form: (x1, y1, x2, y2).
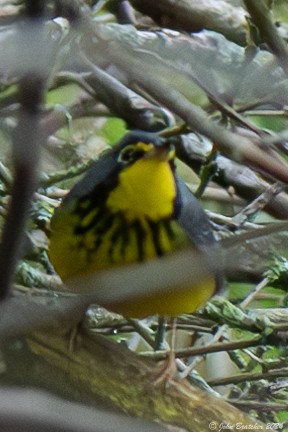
(130, 0, 248, 45)
(0, 69, 45, 301)
(0, 387, 167, 432)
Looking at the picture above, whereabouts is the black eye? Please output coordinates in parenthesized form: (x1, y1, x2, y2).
(118, 145, 145, 164)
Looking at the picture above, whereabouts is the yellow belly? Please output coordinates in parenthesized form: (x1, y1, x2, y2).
(108, 278, 216, 318)
(49, 209, 216, 317)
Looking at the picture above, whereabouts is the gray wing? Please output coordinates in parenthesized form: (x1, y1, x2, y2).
(175, 176, 216, 251)
(175, 176, 224, 292)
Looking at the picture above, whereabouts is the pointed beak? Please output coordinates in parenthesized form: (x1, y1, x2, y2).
(146, 141, 175, 161)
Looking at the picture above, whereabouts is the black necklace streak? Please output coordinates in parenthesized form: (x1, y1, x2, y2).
(148, 220, 163, 257)
(108, 213, 129, 261)
(131, 219, 145, 262)
(73, 197, 177, 264)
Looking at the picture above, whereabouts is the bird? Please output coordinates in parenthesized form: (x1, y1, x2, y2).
(49, 131, 222, 318)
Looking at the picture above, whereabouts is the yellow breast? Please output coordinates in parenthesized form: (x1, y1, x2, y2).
(109, 276, 216, 317)
(106, 157, 176, 221)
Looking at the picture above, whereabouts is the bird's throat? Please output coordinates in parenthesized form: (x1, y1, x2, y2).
(106, 158, 177, 221)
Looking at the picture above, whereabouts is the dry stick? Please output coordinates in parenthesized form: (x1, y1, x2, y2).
(239, 277, 271, 309)
(142, 336, 262, 360)
(80, 56, 172, 130)
(135, 74, 288, 184)
(243, 0, 288, 75)
(209, 367, 288, 387)
(129, 0, 247, 46)
(229, 399, 288, 413)
(232, 182, 284, 224)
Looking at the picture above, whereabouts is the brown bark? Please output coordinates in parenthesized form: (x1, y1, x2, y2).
(12, 326, 264, 432)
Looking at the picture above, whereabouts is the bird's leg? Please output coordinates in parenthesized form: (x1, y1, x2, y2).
(153, 317, 178, 386)
(154, 316, 168, 351)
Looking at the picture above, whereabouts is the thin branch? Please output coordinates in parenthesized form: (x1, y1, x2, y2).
(129, 0, 247, 45)
(141, 336, 262, 361)
(232, 182, 284, 224)
(209, 367, 288, 387)
(239, 277, 271, 309)
(243, 0, 288, 75)
(136, 75, 288, 184)
(229, 399, 288, 414)
(80, 57, 173, 131)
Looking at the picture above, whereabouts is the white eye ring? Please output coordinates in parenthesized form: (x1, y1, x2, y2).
(118, 148, 134, 164)
(118, 145, 141, 164)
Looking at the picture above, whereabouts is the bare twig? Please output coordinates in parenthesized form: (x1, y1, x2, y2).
(243, 0, 288, 75)
(141, 336, 262, 360)
(80, 57, 173, 131)
(232, 182, 284, 224)
(209, 367, 288, 387)
(136, 75, 288, 184)
(239, 277, 271, 309)
(130, 0, 247, 45)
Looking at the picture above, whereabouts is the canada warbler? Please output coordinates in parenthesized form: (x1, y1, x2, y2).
(49, 131, 222, 317)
